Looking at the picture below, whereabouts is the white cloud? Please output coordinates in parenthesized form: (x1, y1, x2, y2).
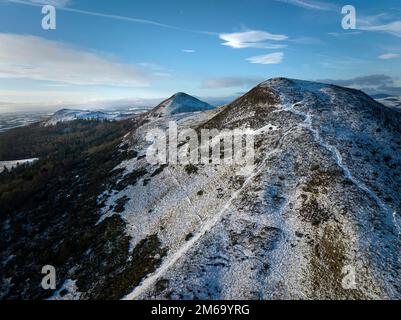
(378, 53, 401, 60)
(182, 49, 196, 53)
(219, 30, 287, 49)
(246, 52, 284, 65)
(273, 0, 338, 11)
(0, 33, 153, 87)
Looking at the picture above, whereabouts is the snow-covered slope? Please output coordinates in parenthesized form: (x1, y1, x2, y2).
(44, 109, 135, 126)
(149, 93, 215, 117)
(3, 78, 401, 300)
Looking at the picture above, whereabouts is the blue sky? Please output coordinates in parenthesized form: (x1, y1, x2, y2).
(0, 0, 401, 112)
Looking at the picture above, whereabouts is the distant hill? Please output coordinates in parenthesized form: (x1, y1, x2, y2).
(44, 108, 137, 126)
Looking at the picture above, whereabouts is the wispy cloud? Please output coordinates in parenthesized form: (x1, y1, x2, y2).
(318, 55, 368, 70)
(0, 33, 154, 87)
(201, 77, 263, 89)
(21, 0, 70, 7)
(273, 0, 339, 11)
(7, 0, 218, 35)
(320, 74, 394, 87)
(289, 36, 323, 44)
(275, 1, 401, 38)
(182, 49, 196, 53)
(378, 53, 401, 60)
(219, 30, 287, 49)
(246, 52, 284, 64)
(359, 14, 401, 37)
(318, 74, 401, 96)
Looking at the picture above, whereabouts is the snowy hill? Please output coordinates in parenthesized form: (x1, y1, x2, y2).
(2, 78, 401, 300)
(119, 78, 401, 300)
(149, 92, 215, 117)
(376, 96, 401, 109)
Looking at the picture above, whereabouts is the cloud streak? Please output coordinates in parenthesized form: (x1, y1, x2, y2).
(7, 0, 218, 35)
(219, 30, 287, 49)
(273, 0, 339, 11)
(0, 33, 153, 87)
(0, 97, 160, 113)
(246, 52, 284, 65)
(275, 1, 401, 39)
